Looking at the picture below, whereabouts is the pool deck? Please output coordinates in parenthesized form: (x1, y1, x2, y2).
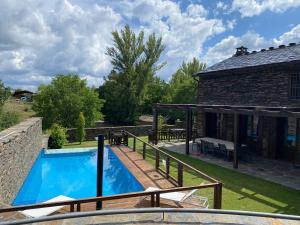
(79, 145, 179, 211)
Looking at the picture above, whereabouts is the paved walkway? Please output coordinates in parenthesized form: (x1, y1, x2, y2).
(158, 141, 300, 190)
(20, 212, 300, 224)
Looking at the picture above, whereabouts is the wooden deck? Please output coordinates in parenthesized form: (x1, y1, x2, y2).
(80, 145, 184, 211)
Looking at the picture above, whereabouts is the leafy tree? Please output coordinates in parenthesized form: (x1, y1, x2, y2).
(33, 74, 104, 129)
(76, 112, 86, 143)
(0, 80, 11, 108)
(168, 58, 205, 119)
(101, 25, 165, 124)
(141, 77, 170, 114)
(48, 123, 67, 149)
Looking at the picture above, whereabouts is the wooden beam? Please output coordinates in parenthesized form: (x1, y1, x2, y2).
(233, 114, 239, 169)
(185, 109, 190, 155)
(153, 108, 158, 145)
(296, 118, 300, 164)
(189, 110, 193, 141)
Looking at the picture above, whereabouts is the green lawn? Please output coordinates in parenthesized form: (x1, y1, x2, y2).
(63, 141, 98, 148)
(64, 137, 300, 215)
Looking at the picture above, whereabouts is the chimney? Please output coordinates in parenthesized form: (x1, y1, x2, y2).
(235, 46, 248, 56)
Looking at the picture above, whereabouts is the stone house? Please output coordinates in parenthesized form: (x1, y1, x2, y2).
(194, 43, 300, 163)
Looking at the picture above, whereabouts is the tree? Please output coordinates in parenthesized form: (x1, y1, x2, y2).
(141, 77, 170, 114)
(0, 80, 11, 108)
(168, 58, 205, 119)
(33, 74, 104, 129)
(101, 25, 165, 124)
(76, 112, 86, 143)
(48, 123, 67, 149)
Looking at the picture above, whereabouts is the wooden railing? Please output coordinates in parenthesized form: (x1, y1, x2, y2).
(148, 129, 198, 143)
(123, 130, 222, 208)
(0, 132, 222, 217)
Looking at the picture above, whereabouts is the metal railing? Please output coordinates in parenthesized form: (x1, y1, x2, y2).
(1, 208, 299, 225)
(123, 130, 222, 209)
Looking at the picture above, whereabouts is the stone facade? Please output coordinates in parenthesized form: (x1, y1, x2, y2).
(0, 118, 43, 205)
(67, 125, 152, 142)
(198, 70, 300, 107)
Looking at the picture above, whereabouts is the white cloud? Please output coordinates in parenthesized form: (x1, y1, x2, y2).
(117, 0, 225, 79)
(0, 0, 226, 90)
(203, 23, 300, 66)
(227, 19, 237, 30)
(232, 0, 300, 17)
(203, 31, 271, 66)
(0, 0, 121, 90)
(273, 24, 300, 45)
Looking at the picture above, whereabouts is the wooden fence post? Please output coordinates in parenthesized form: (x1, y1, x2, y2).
(156, 193, 160, 207)
(177, 163, 183, 187)
(166, 157, 170, 179)
(143, 143, 146, 159)
(155, 150, 160, 170)
(133, 137, 136, 151)
(213, 183, 222, 209)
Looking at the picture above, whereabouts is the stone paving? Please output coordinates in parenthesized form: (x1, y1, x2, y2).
(30, 212, 300, 225)
(158, 141, 300, 190)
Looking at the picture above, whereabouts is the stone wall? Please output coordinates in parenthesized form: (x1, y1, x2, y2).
(198, 70, 300, 107)
(67, 125, 153, 142)
(0, 118, 43, 205)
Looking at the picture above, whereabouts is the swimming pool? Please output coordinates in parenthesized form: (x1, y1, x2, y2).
(13, 146, 144, 206)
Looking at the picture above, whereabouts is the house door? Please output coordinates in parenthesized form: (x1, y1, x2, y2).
(205, 112, 217, 138)
(276, 117, 288, 159)
(239, 115, 248, 144)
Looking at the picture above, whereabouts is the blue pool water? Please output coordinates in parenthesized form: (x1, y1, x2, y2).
(13, 146, 144, 206)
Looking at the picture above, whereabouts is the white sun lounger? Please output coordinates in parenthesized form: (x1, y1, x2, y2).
(143, 187, 209, 208)
(20, 195, 74, 218)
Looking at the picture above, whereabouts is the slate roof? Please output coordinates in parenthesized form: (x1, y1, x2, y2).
(196, 43, 300, 75)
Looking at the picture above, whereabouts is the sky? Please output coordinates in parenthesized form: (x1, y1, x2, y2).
(0, 0, 300, 91)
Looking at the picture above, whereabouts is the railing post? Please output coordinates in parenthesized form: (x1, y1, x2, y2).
(155, 150, 160, 170)
(177, 163, 183, 187)
(76, 203, 81, 212)
(156, 193, 160, 207)
(166, 157, 170, 179)
(133, 137, 136, 151)
(151, 193, 155, 207)
(96, 135, 104, 210)
(143, 143, 146, 159)
(70, 204, 74, 212)
(214, 183, 222, 209)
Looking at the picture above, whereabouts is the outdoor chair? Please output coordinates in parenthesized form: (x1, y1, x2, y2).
(207, 142, 215, 155)
(218, 143, 228, 160)
(239, 145, 253, 162)
(201, 140, 209, 154)
(20, 195, 74, 218)
(141, 187, 209, 208)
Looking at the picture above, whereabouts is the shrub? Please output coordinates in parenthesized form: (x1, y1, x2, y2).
(76, 112, 86, 143)
(48, 123, 67, 149)
(0, 111, 20, 131)
(158, 115, 164, 131)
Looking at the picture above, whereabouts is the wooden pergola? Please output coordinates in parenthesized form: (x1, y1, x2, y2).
(152, 103, 300, 168)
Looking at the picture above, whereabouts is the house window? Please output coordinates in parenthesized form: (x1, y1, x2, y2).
(291, 74, 300, 99)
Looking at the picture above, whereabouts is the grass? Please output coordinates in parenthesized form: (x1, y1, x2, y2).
(64, 137, 300, 215)
(2, 98, 35, 121)
(63, 141, 98, 148)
